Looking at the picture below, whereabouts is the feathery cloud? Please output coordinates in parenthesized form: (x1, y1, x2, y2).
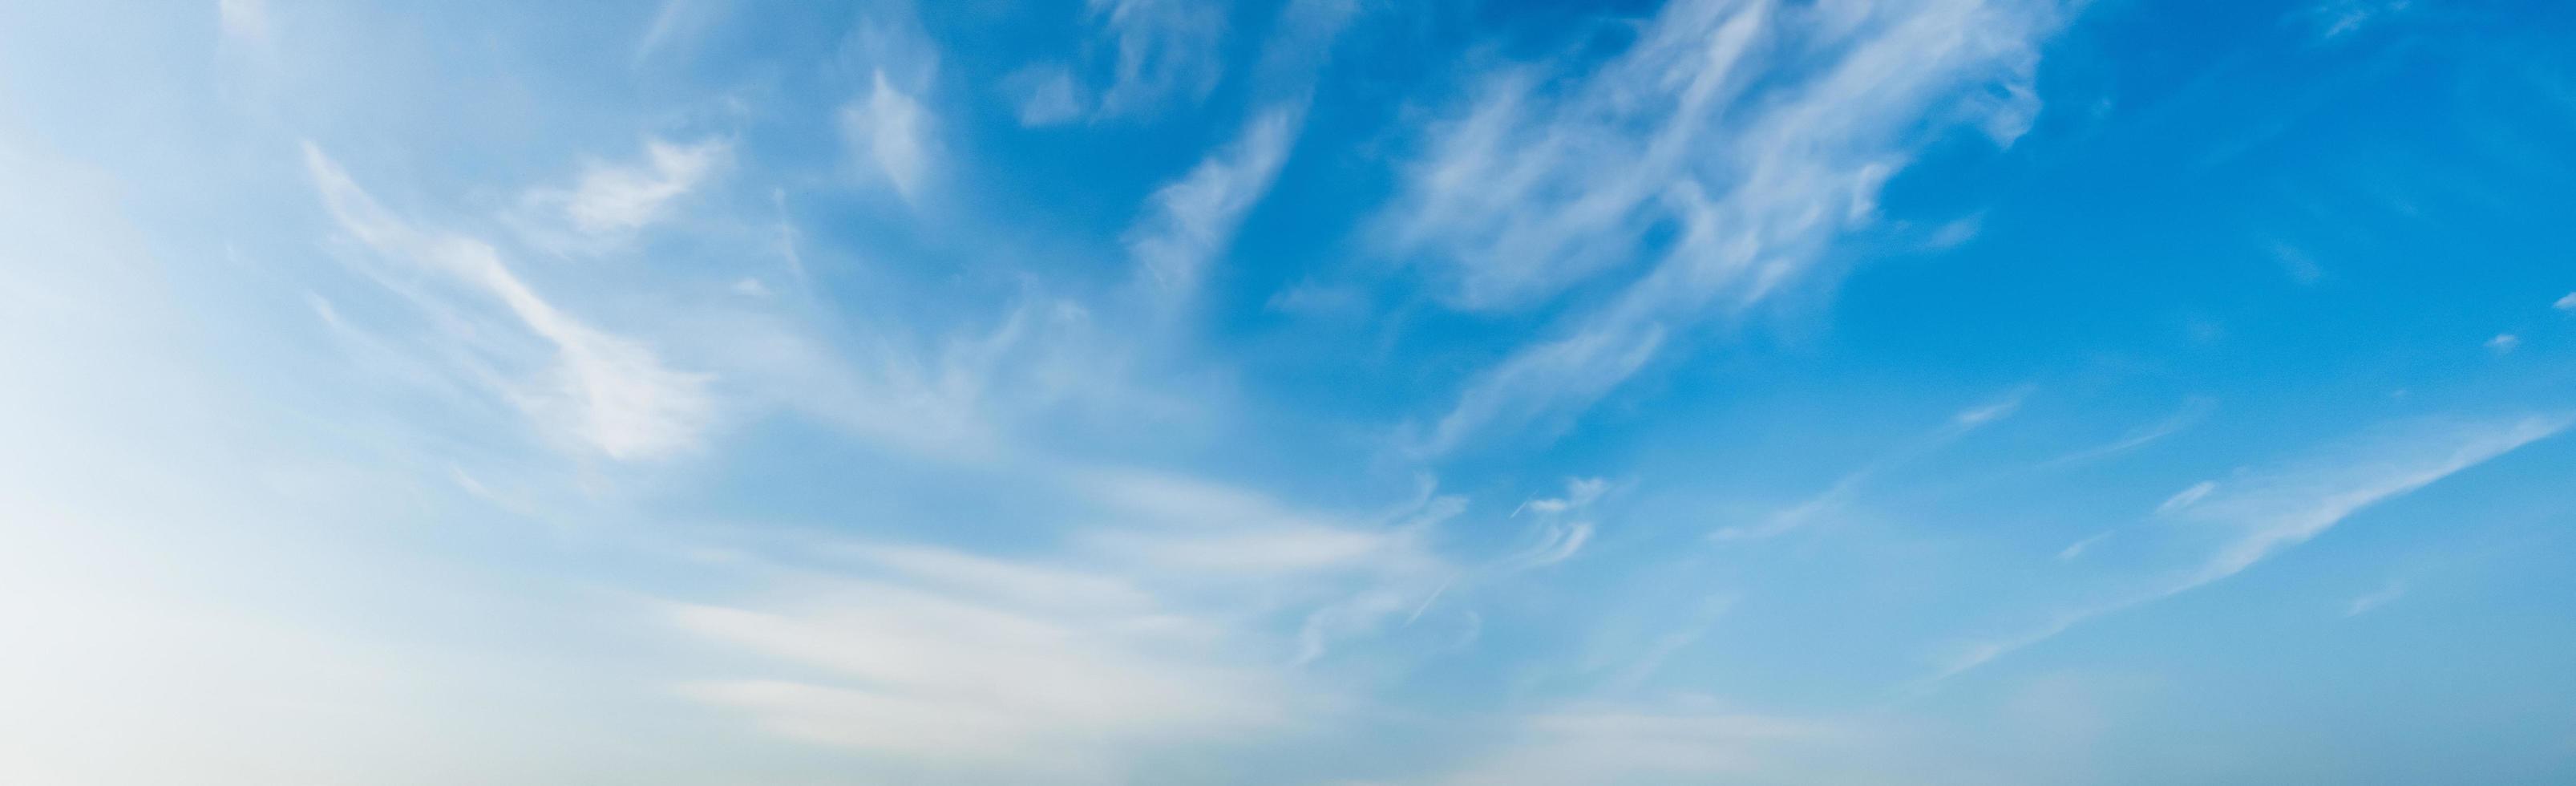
(1090, 0, 1227, 120)
(1398, 0, 2066, 452)
(672, 468, 1457, 768)
(1126, 103, 1301, 305)
(520, 136, 728, 247)
(1713, 389, 2028, 541)
(305, 144, 714, 460)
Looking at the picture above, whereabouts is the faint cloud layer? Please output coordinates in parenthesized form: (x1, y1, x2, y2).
(671, 468, 1459, 776)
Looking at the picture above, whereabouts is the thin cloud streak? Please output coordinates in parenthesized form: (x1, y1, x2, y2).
(1126, 103, 1303, 306)
(1713, 389, 2029, 541)
(1935, 414, 2570, 682)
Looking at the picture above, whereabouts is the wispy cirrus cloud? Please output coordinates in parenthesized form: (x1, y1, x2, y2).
(671, 576, 1290, 779)
(2155, 480, 2219, 515)
(843, 71, 935, 203)
(1936, 413, 2571, 680)
(1121, 0, 1353, 311)
(670, 467, 1461, 774)
(831, 5, 943, 203)
(1091, 0, 1226, 120)
(1394, 0, 2066, 454)
(2034, 397, 2216, 469)
(305, 144, 715, 460)
(1012, 0, 1350, 128)
(1713, 389, 2030, 541)
(2302, 0, 2412, 41)
(998, 0, 1225, 128)
(2343, 579, 2407, 617)
(1126, 104, 1301, 306)
(633, 0, 729, 63)
(517, 136, 729, 250)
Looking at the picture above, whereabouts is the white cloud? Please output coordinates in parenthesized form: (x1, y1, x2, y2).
(1493, 476, 1607, 572)
(826, 541, 1158, 613)
(2155, 480, 2218, 515)
(2555, 291, 2576, 311)
(1713, 390, 2026, 541)
(2343, 580, 2406, 617)
(2179, 416, 2566, 585)
(706, 278, 1211, 472)
(1085, 468, 1459, 667)
(1070, 466, 1450, 581)
(633, 0, 729, 63)
(1515, 476, 1608, 517)
(1013, 0, 1340, 128)
(1953, 389, 2028, 426)
(1084, 524, 1405, 577)
(1251, 0, 1357, 91)
(554, 137, 728, 237)
(1126, 103, 1302, 304)
(670, 470, 1462, 771)
(2056, 530, 2112, 561)
(1413, 319, 1665, 455)
(2304, 0, 2412, 40)
(1397, 0, 2067, 452)
(2487, 333, 2519, 354)
(1503, 522, 1593, 571)
(670, 581, 1290, 776)
(305, 144, 714, 460)
(842, 70, 934, 202)
(1940, 414, 2570, 679)
(1088, 0, 1227, 120)
(2035, 396, 2214, 469)
(1002, 63, 1090, 127)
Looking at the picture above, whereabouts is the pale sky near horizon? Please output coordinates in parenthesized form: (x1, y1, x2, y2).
(4, 0, 2576, 784)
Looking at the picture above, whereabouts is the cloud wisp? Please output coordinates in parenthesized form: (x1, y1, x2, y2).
(1713, 389, 2030, 541)
(518, 136, 730, 250)
(305, 144, 716, 460)
(1935, 414, 2571, 681)
(669, 467, 1462, 776)
(844, 71, 936, 203)
(1126, 104, 1302, 308)
(1395, 0, 2068, 454)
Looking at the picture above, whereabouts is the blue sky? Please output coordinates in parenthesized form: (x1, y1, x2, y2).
(3, 0, 2574, 783)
